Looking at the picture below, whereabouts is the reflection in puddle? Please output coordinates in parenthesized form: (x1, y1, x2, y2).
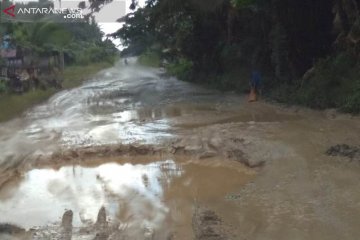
(0, 159, 252, 238)
(0, 160, 182, 229)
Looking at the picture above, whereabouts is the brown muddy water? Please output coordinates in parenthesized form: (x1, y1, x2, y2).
(1, 58, 360, 239)
(0, 157, 254, 239)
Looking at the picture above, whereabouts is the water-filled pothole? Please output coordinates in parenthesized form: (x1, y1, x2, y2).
(0, 158, 253, 238)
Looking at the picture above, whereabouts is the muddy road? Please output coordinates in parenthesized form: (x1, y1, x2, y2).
(0, 59, 360, 240)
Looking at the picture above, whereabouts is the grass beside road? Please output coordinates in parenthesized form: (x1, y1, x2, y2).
(62, 62, 112, 89)
(0, 62, 113, 123)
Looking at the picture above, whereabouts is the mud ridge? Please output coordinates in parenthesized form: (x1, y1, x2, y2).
(34, 134, 262, 169)
(326, 144, 360, 160)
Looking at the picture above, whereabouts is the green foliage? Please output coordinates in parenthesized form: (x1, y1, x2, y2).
(0, 0, 118, 122)
(5, 22, 72, 54)
(297, 53, 357, 109)
(73, 42, 116, 65)
(166, 58, 193, 80)
(117, 0, 360, 114)
(117, 0, 267, 83)
(269, 52, 360, 112)
(57, 22, 117, 65)
(231, 0, 256, 8)
(0, 89, 57, 123)
(0, 81, 8, 93)
(342, 81, 360, 114)
(34, 23, 72, 49)
(138, 50, 161, 68)
(114, 8, 155, 56)
(1, 0, 118, 65)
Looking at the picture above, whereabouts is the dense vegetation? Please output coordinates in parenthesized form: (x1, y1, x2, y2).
(0, 0, 118, 83)
(0, 22, 117, 67)
(0, 0, 118, 121)
(116, 0, 360, 113)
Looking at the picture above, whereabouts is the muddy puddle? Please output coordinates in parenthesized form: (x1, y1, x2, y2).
(0, 157, 254, 239)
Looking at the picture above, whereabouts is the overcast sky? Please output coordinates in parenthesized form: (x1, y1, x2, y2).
(98, 0, 146, 48)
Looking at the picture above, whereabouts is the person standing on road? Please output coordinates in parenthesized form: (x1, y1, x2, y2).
(249, 69, 262, 102)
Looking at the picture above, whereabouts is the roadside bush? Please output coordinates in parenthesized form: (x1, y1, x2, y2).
(0, 80, 7, 94)
(138, 50, 161, 67)
(268, 83, 296, 103)
(266, 51, 360, 114)
(166, 57, 193, 80)
(66, 40, 118, 66)
(342, 80, 360, 114)
(75, 46, 111, 65)
(289, 52, 358, 110)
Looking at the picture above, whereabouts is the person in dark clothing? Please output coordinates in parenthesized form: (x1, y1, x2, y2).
(250, 70, 262, 94)
(248, 70, 262, 102)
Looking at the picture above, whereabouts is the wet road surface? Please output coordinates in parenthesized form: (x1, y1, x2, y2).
(1, 59, 360, 239)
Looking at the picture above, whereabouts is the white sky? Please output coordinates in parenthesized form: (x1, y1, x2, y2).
(98, 0, 146, 48)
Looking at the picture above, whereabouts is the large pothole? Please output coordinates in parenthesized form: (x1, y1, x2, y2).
(0, 154, 255, 240)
